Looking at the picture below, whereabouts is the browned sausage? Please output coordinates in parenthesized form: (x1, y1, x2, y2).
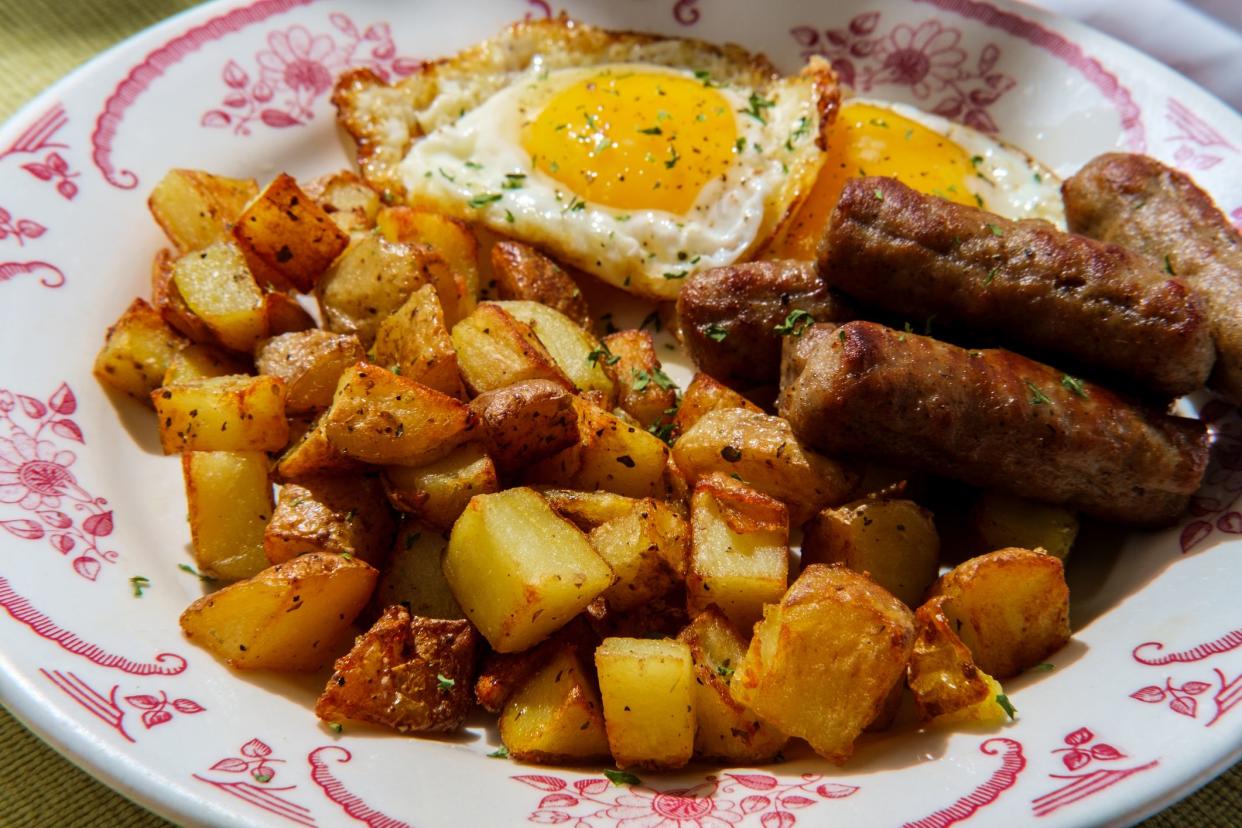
(820, 176, 1214, 398)
(778, 320, 1208, 526)
(1063, 152, 1242, 404)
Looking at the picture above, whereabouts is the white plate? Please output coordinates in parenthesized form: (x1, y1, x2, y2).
(2, 1, 1240, 825)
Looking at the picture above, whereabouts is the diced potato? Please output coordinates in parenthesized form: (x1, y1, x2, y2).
(595, 637, 695, 770)
(372, 284, 464, 398)
(907, 595, 998, 721)
(323, 363, 475, 466)
(374, 524, 464, 620)
(255, 330, 365, 415)
(451, 303, 574, 395)
(601, 330, 678, 429)
(802, 498, 940, 607)
(152, 374, 288, 453)
(673, 408, 856, 524)
(179, 552, 377, 671)
(303, 169, 381, 234)
(673, 372, 762, 435)
(525, 397, 670, 498)
(182, 451, 272, 580)
(382, 442, 499, 529)
(376, 207, 479, 323)
(163, 344, 249, 385)
(733, 564, 915, 763)
(469, 380, 579, 475)
(474, 619, 597, 713)
(94, 298, 187, 402)
(928, 548, 1070, 679)
(233, 172, 350, 292)
(589, 499, 688, 611)
(274, 411, 364, 479)
(263, 291, 317, 335)
(151, 247, 217, 344)
(315, 606, 478, 732)
(541, 488, 639, 532)
(171, 241, 267, 352)
(678, 609, 786, 763)
(148, 169, 257, 252)
(967, 493, 1079, 560)
(443, 488, 614, 653)
(490, 240, 590, 328)
(264, 475, 395, 565)
(495, 300, 615, 403)
(687, 474, 789, 633)
(934, 672, 1010, 728)
(586, 590, 690, 642)
(499, 643, 610, 763)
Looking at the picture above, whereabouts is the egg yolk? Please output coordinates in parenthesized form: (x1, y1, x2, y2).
(765, 102, 981, 259)
(523, 69, 739, 215)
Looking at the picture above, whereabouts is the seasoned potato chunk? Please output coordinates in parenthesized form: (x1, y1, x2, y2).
(541, 488, 639, 532)
(679, 609, 786, 763)
(673, 372, 762, 435)
(163, 344, 249, 386)
(601, 330, 678, 429)
(688, 474, 789, 633)
(382, 442, 499, 529)
(451, 303, 574, 395)
(500, 643, 610, 763)
(673, 408, 856, 524)
(908, 595, 1007, 723)
(262, 291, 317, 336)
(315, 606, 478, 732)
(496, 300, 615, 402)
(323, 363, 475, 466)
(474, 620, 597, 713)
(469, 380, 579, 475)
(376, 207, 479, 323)
(152, 374, 288, 453)
(967, 493, 1079, 560)
(490, 240, 590, 328)
(264, 475, 395, 565)
(443, 488, 614, 653)
(151, 247, 218, 344)
(274, 411, 363, 479)
(589, 499, 688, 612)
(179, 552, 377, 671)
(182, 451, 272, 580)
(233, 173, 349, 292)
(733, 564, 915, 763)
(170, 241, 267, 352)
(94, 298, 187, 403)
(148, 169, 257, 252)
(929, 548, 1070, 679)
(375, 524, 464, 620)
(595, 637, 696, 770)
(372, 284, 464, 398)
(255, 330, 365, 415)
(802, 498, 940, 607)
(303, 169, 380, 234)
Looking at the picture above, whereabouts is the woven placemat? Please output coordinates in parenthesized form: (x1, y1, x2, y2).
(0, 1, 1234, 825)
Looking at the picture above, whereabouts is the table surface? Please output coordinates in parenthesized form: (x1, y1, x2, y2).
(0, 1, 1237, 825)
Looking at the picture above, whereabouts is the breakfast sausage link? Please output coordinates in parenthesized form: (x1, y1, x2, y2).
(778, 320, 1209, 526)
(1063, 152, 1242, 405)
(819, 176, 1214, 399)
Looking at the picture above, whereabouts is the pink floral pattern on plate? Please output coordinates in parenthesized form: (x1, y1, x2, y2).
(41, 669, 204, 742)
(1030, 728, 1157, 817)
(195, 739, 316, 827)
(1164, 98, 1236, 172)
(0, 104, 79, 200)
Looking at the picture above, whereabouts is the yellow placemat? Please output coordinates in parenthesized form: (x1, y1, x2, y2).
(0, 1, 1235, 826)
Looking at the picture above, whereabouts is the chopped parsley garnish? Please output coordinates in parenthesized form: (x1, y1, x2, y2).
(487, 746, 509, 759)
(971, 155, 984, 167)
(438, 168, 456, 182)
(869, 117, 888, 128)
(614, 213, 631, 222)
(664, 144, 680, 169)
(604, 770, 642, 786)
(178, 563, 216, 582)
(838, 329, 846, 343)
(1164, 254, 1176, 276)
(253, 773, 273, 783)
(464, 161, 484, 170)
(638, 126, 663, 135)
(734, 137, 746, 154)
(650, 368, 675, 391)
(129, 576, 150, 597)
(468, 193, 503, 208)
(1060, 374, 1088, 398)
(501, 172, 526, 190)
(715, 659, 735, 681)
(996, 694, 1017, 720)
(1025, 380, 1052, 406)
(504, 209, 515, 223)
(773, 309, 813, 337)
(632, 369, 651, 392)
(984, 266, 999, 285)
(587, 343, 621, 366)
(663, 270, 688, 280)
(720, 446, 742, 462)
(327, 722, 343, 734)
(1032, 662, 1055, 673)
(740, 92, 775, 124)
(436, 673, 456, 693)
(565, 197, 586, 212)
(785, 116, 812, 151)
(705, 322, 728, 342)
(987, 223, 1003, 237)
(693, 69, 719, 88)
(648, 421, 676, 445)
(874, 188, 885, 201)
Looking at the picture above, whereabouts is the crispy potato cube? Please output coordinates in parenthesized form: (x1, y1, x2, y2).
(968, 493, 1079, 560)
(688, 474, 789, 633)
(163, 344, 249, 385)
(474, 620, 598, 713)
(601, 330, 678, 429)
(151, 248, 218, 344)
(469, 380, 579, 475)
(589, 499, 688, 612)
(586, 589, 690, 642)
(179, 552, 377, 671)
(443, 488, 614, 653)
(275, 411, 363, 479)
(94, 298, 187, 402)
(255, 330, 365, 415)
(375, 524, 465, 620)
(264, 475, 395, 565)
(595, 637, 696, 770)
(500, 643, 610, 763)
(490, 240, 590, 328)
(802, 498, 940, 607)
(907, 595, 999, 721)
(679, 609, 786, 763)
(182, 451, 272, 580)
(541, 489, 639, 532)
(673, 372, 762, 435)
(673, 408, 856, 524)
(525, 398, 670, 498)
(372, 284, 464, 398)
(315, 606, 477, 732)
(451, 303, 574, 395)
(929, 548, 1070, 679)
(233, 173, 349, 292)
(153, 374, 288, 453)
(377, 207, 479, 323)
(171, 241, 268, 352)
(496, 300, 615, 402)
(148, 169, 257, 252)
(733, 564, 915, 763)
(382, 442, 499, 529)
(263, 291, 316, 335)
(304, 170, 381, 234)
(324, 363, 475, 466)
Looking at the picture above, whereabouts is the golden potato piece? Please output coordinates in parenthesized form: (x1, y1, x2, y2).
(601, 330, 678, 430)
(316, 606, 478, 732)
(233, 173, 349, 292)
(474, 619, 597, 714)
(179, 552, 377, 671)
(733, 564, 915, 763)
(372, 283, 464, 399)
(673, 372, 763, 436)
(377, 207, 479, 323)
(264, 475, 395, 566)
(262, 291, 317, 336)
(382, 442, 499, 529)
(908, 595, 999, 721)
(499, 642, 610, 764)
(495, 300, 615, 402)
(929, 548, 1070, 679)
(255, 330, 365, 415)
(170, 241, 267, 352)
(451, 303, 575, 395)
(151, 247, 218, 344)
(443, 488, 614, 653)
(375, 524, 464, 620)
(490, 240, 590, 328)
(540, 488, 639, 532)
(148, 169, 257, 252)
(468, 380, 579, 476)
(303, 169, 381, 234)
(967, 492, 1079, 560)
(163, 344, 249, 386)
(589, 498, 688, 612)
(182, 451, 272, 581)
(94, 298, 187, 403)
(274, 410, 364, 480)
(152, 374, 288, 454)
(595, 637, 696, 770)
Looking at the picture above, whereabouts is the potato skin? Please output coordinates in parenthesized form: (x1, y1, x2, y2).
(601, 330, 677, 429)
(255, 330, 365, 415)
(491, 240, 590, 328)
(907, 596, 994, 720)
(233, 173, 349, 292)
(468, 380, 579, 476)
(265, 474, 396, 565)
(94, 297, 188, 403)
